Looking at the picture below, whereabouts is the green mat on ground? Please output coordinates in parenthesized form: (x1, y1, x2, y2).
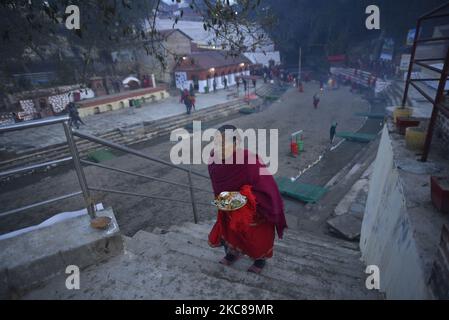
(276, 177, 328, 203)
(354, 112, 386, 119)
(87, 149, 116, 163)
(264, 95, 280, 101)
(336, 132, 377, 143)
(239, 107, 257, 114)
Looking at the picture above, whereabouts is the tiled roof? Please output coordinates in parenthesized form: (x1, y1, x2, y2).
(157, 29, 193, 41)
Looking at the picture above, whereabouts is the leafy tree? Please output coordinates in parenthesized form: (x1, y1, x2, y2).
(0, 0, 271, 92)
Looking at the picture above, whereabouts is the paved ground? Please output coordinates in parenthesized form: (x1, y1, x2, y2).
(0, 83, 263, 155)
(0, 81, 371, 237)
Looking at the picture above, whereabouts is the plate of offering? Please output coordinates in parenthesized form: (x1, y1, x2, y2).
(212, 191, 247, 212)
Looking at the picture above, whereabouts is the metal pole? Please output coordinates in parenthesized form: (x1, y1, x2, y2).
(421, 47, 449, 162)
(402, 20, 421, 107)
(63, 122, 96, 218)
(72, 130, 209, 179)
(187, 169, 199, 224)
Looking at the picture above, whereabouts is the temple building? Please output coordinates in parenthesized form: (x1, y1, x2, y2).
(173, 51, 251, 93)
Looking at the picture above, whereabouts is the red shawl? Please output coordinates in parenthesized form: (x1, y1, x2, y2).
(208, 149, 287, 239)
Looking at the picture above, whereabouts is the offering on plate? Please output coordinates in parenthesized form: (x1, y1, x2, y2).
(212, 191, 247, 211)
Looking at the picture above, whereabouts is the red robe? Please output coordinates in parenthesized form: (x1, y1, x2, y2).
(208, 185, 275, 259)
(207, 150, 287, 260)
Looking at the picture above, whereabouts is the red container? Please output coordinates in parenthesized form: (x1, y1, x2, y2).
(291, 141, 299, 156)
(396, 117, 420, 135)
(431, 176, 449, 214)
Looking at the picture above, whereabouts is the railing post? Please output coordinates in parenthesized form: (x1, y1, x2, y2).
(63, 122, 96, 219)
(187, 169, 199, 224)
(402, 20, 421, 107)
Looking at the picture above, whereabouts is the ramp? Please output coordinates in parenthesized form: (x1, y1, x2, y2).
(336, 132, 377, 143)
(276, 177, 328, 203)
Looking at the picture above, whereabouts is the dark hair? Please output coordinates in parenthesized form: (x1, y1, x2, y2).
(217, 124, 237, 134)
(217, 124, 238, 144)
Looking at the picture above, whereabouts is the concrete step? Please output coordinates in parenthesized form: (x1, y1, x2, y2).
(172, 222, 361, 259)
(136, 230, 379, 299)
(195, 220, 360, 251)
(22, 249, 289, 300)
(133, 230, 336, 299)
(153, 227, 366, 282)
(163, 224, 367, 277)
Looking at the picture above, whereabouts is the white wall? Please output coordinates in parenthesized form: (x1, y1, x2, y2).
(360, 126, 432, 299)
(198, 80, 208, 93)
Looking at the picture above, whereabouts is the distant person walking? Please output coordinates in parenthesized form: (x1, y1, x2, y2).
(11, 112, 22, 123)
(189, 95, 196, 111)
(67, 102, 85, 129)
(213, 79, 217, 92)
(189, 85, 196, 111)
(181, 89, 193, 114)
(313, 93, 320, 109)
(330, 122, 338, 144)
(223, 77, 228, 89)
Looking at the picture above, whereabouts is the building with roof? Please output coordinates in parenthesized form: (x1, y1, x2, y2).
(111, 29, 193, 85)
(173, 51, 251, 93)
(152, 19, 281, 67)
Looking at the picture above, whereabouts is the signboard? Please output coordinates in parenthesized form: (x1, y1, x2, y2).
(380, 38, 394, 61)
(406, 29, 416, 46)
(400, 54, 412, 71)
(175, 72, 188, 89)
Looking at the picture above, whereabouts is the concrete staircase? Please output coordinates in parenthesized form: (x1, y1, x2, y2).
(22, 220, 383, 299)
(380, 81, 409, 107)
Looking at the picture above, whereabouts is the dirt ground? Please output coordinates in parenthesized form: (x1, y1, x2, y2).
(0, 82, 369, 236)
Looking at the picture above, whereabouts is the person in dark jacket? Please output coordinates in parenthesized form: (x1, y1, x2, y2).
(67, 102, 85, 129)
(313, 93, 320, 109)
(330, 122, 338, 144)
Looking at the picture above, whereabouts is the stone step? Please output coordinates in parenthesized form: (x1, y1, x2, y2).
(135, 230, 378, 299)
(173, 222, 361, 259)
(154, 227, 366, 281)
(195, 220, 360, 251)
(158, 226, 367, 279)
(133, 231, 335, 299)
(22, 249, 289, 300)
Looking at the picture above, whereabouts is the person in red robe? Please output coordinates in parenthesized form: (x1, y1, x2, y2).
(208, 125, 287, 274)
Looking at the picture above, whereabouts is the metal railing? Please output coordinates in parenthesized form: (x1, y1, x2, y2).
(402, 1, 449, 162)
(0, 117, 212, 226)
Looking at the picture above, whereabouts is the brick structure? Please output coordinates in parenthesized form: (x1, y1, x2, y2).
(173, 51, 251, 93)
(76, 85, 169, 117)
